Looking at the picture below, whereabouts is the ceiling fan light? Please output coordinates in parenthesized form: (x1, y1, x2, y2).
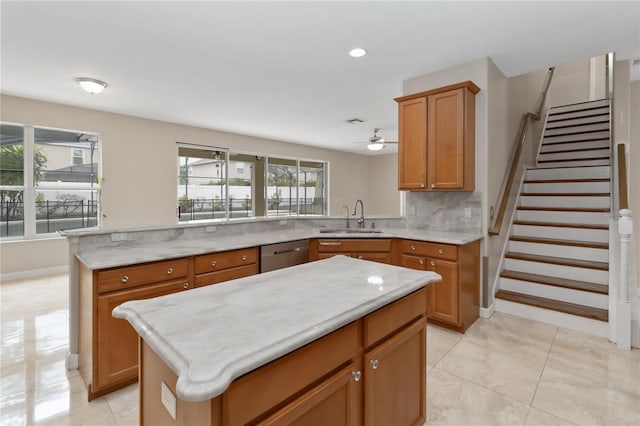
(76, 77, 107, 94)
(349, 48, 367, 58)
(367, 142, 385, 151)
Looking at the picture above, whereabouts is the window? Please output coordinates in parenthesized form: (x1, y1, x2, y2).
(177, 144, 327, 222)
(0, 124, 100, 238)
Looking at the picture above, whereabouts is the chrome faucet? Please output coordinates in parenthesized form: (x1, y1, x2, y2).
(339, 205, 351, 229)
(353, 199, 364, 229)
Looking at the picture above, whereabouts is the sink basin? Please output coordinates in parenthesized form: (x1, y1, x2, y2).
(319, 228, 383, 234)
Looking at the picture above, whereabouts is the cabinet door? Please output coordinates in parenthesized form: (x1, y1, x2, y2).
(427, 88, 465, 189)
(260, 363, 362, 426)
(398, 97, 427, 190)
(427, 258, 459, 326)
(354, 252, 392, 264)
(194, 264, 258, 288)
(96, 280, 188, 389)
(364, 319, 426, 426)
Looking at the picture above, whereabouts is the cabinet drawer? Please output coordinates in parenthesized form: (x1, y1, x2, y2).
(194, 247, 257, 274)
(317, 239, 391, 253)
(194, 264, 258, 288)
(402, 240, 457, 261)
(224, 321, 360, 425)
(97, 258, 189, 294)
(364, 287, 427, 348)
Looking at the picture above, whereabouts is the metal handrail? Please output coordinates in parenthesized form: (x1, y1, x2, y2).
(488, 67, 555, 236)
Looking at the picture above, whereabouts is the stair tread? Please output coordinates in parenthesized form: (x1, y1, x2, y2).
(544, 120, 610, 130)
(510, 235, 608, 249)
(542, 137, 609, 146)
(495, 290, 608, 322)
(520, 192, 610, 196)
(523, 178, 609, 183)
(513, 220, 608, 230)
(538, 157, 610, 163)
(544, 128, 610, 137)
(505, 251, 608, 270)
(547, 112, 609, 123)
(527, 164, 610, 170)
(500, 270, 609, 294)
(540, 146, 610, 154)
(517, 206, 610, 212)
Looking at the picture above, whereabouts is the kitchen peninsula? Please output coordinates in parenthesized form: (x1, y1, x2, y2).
(113, 255, 441, 425)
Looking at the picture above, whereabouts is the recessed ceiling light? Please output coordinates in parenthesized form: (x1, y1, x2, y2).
(349, 48, 367, 58)
(76, 77, 108, 94)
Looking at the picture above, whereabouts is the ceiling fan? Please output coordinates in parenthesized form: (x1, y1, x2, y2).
(364, 128, 398, 151)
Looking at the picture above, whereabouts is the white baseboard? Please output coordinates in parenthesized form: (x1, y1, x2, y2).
(1, 265, 68, 282)
(66, 352, 79, 370)
(479, 304, 495, 319)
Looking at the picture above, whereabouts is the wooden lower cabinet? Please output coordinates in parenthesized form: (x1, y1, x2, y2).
(139, 288, 427, 426)
(310, 239, 392, 264)
(400, 239, 479, 332)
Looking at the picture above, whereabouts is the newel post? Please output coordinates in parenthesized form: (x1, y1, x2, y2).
(617, 209, 633, 349)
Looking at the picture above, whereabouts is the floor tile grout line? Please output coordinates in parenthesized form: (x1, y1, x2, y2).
(525, 325, 561, 425)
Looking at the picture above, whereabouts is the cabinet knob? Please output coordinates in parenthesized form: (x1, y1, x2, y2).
(352, 371, 362, 382)
(431, 183, 436, 189)
(419, 259, 424, 265)
(183, 283, 189, 289)
(358, 255, 363, 259)
(211, 260, 217, 267)
(241, 255, 248, 261)
(410, 245, 416, 251)
(430, 260, 436, 267)
(438, 249, 444, 254)
(369, 359, 379, 370)
(167, 267, 174, 274)
(121, 275, 129, 283)
(421, 183, 425, 188)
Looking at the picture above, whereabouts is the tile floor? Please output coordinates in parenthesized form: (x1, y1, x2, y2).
(1, 273, 639, 425)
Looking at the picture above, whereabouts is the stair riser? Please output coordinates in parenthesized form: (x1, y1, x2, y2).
(546, 116, 609, 129)
(499, 278, 608, 309)
(512, 224, 608, 243)
(537, 159, 610, 168)
(508, 241, 608, 262)
(541, 140, 610, 153)
(526, 166, 610, 180)
(522, 181, 609, 193)
(519, 196, 610, 209)
(516, 210, 609, 225)
(547, 107, 610, 122)
(538, 149, 610, 162)
(545, 122, 609, 137)
(494, 299, 608, 338)
(543, 130, 609, 144)
(549, 99, 610, 114)
(504, 258, 608, 284)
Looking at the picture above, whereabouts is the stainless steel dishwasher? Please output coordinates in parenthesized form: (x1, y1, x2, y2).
(260, 239, 309, 273)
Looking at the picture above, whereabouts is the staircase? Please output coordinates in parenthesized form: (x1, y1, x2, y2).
(495, 99, 611, 337)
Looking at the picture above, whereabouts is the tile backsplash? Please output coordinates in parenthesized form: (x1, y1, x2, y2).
(405, 191, 481, 233)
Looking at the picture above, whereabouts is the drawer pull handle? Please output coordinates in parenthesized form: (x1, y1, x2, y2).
(419, 259, 424, 265)
(370, 359, 379, 370)
(431, 183, 436, 189)
(410, 245, 416, 250)
(352, 371, 361, 382)
(241, 255, 248, 261)
(121, 275, 129, 283)
(319, 241, 342, 246)
(183, 283, 189, 289)
(438, 249, 444, 254)
(430, 260, 436, 267)
(211, 260, 217, 267)
(167, 268, 174, 274)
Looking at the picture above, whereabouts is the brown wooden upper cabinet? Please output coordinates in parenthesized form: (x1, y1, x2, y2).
(395, 81, 480, 191)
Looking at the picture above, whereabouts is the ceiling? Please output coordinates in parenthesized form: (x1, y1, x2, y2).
(1, 1, 639, 155)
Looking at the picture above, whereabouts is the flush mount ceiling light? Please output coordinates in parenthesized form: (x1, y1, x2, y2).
(76, 77, 107, 94)
(348, 48, 367, 58)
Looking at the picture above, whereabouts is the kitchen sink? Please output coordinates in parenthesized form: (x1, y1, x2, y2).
(319, 228, 383, 234)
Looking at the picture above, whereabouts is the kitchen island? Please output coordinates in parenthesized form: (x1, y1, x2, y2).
(113, 255, 441, 425)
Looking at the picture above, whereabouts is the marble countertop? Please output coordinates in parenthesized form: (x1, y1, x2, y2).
(112, 256, 441, 401)
(76, 227, 481, 270)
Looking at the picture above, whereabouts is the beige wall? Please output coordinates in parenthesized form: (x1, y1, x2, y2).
(0, 94, 394, 277)
(0, 237, 68, 278)
(367, 153, 401, 216)
(628, 81, 639, 286)
(548, 58, 591, 107)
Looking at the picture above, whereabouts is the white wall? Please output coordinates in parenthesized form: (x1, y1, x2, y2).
(0, 94, 396, 277)
(548, 58, 591, 106)
(367, 153, 401, 216)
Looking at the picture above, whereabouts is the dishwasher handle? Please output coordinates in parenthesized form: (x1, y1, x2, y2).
(273, 247, 302, 255)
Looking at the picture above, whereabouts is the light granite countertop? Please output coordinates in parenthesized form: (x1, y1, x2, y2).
(112, 255, 441, 402)
(76, 227, 481, 270)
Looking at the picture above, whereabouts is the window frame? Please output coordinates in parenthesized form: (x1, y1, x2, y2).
(0, 122, 101, 240)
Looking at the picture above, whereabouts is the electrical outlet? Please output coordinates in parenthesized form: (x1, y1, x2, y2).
(161, 382, 177, 420)
(464, 208, 472, 219)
